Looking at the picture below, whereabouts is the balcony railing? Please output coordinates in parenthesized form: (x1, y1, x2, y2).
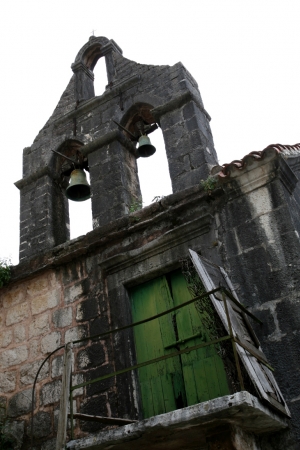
(31, 286, 264, 450)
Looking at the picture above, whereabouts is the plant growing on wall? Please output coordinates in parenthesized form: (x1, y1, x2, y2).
(0, 257, 11, 288)
(200, 176, 218, 194)
(129, 198, 143, 213)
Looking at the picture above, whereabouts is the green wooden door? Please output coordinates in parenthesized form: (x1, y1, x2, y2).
(131, 276, 186, 418)
(169, 270, 230, 405)
(130, 270, 230, 418)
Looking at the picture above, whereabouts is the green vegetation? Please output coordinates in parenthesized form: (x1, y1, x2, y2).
(129, 198, 143, 213)
(200, 176, 218, 193)
(0, 258, 11, 288)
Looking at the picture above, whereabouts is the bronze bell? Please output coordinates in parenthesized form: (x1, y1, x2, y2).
(66, 169, 91, 202)
(138, 135, 156, 157)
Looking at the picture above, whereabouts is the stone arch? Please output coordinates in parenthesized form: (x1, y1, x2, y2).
(74, 36, 110, 66)
(121, 103, 157, 142)
(51, 138, 85, 175)
(121, 103, 172, 205)
(72, 36, 122, 102)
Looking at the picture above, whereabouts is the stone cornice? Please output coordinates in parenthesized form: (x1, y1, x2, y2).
(14, 130, 137, 190)
(71, 62, 94, 80)
(151, 90, 211, 122)
(14, 166, 60, 190)
(9, 184, 213, 283)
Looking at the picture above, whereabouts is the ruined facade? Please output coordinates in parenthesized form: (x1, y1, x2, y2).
(0, 36, 300, 449)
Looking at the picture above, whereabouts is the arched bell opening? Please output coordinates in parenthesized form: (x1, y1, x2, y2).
(53, 139, 93, 241)
(121, 104, 172, 207)
(93, 56, 108, 96)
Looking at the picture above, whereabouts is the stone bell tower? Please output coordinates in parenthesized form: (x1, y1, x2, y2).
(15, 35, 218, 260)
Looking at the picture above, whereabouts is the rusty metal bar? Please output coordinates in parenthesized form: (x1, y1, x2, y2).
(70, 370, 74, 441)
(222, 291, 245, 391)
(68, 413, 137, 425)
(71, 335, 232, 392)
(222, 288, 263, 325)
(72, 288, 222, 345)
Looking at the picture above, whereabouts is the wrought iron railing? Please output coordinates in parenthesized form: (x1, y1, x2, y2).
(31, 286, 265, 449)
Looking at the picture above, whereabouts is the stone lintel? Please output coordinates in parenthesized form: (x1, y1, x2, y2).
(66, 391, 288, 450)
(151, 90, 211, 122)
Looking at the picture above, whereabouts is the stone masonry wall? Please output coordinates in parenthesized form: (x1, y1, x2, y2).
(0, 183, 220, 449)
(16, 36, 217, 260)
(216, 153, 300, 444)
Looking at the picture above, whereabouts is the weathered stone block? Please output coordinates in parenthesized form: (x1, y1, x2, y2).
(41, 332, 61, 354)
(7, 388, 33, 417)
(29, 313, 50, 338)
(64, 283, 84, 303)
(52, 306, 72, 328)
(72, 373, 84, 396)
(3, 420, 25, 450)
(61, 261, 86, 286)
(29, 411, 52, 439)
(14, 325, 26, 343)
(76, 297, 99, 322)
(0, 371, 16, 392)
(0, 311, 4, 328)
(3, 285, 26, 308)
(0, 329, 13, 347)
(65, 325, 87, 345)
(6, 301, 29, 326)
(26, 275, 49, 296)
(77, 342, 106, 369)
(41, 437, 56, 450)
(80, 394, 107, 433)
(20, 359, 49, 385)
(40, 380, 62, 406)
(29, 339, 40, 359)
(31, 289, 60, 315)
(0, 396, 6, 420)
(86, 365, 114, 397)
(0, 345, 28, 368)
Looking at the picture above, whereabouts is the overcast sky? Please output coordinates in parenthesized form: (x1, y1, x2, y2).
(0, 0, 299, 265)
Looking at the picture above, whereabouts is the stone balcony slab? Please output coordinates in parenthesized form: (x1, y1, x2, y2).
(67, 391, 288, 450)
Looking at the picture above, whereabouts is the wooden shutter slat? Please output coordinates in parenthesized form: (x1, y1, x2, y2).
(189, 249, 291, 417)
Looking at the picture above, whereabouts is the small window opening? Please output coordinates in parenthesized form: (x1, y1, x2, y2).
(68, 171, 93, 240)
(137, 127, 172, 206)
(93, 56, 107, 96)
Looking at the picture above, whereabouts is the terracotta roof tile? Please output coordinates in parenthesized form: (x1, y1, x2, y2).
(214, 143, 300, 180)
